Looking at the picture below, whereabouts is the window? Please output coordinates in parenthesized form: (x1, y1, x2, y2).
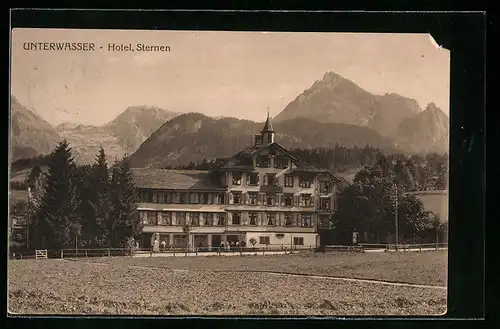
(299, 194, 313, 207)
(158, 212, 171, 226)
(266, 213, 276, 226)
(215, 193, 226, 205)
(284, 214, 293, 226)
(259, 236, 270, 245)
(248, 192, 258, 205)
(190, 212, 200, 226)
(232, 213, 241, 225)
(266, 194, 276, 206)
(152, 192, 157, 203)
(284, 175, 294, 187)
(247, 173, 259, 185)
(320, 199, 331, 211)
(232, 172, 242, 185)
(165, 192, 173, 204)
(302, 214, 312, 227)
(293, 237, 304, 245)
(249, 212, 258, 226)
(299, 176, 312, 188)
(217, 213, 226, 226)
(200, 193, 208, 204)
(274, 157, 288, 169)
(164, 212, 172, 225)
(320, 181, 332, 193)
(257, 156, 270, 168)
(264, 174, 277, 186)
(176, 212, 186, 226)
(158, 192, 165, 203)
(203, 213, 213, 226)
(146, 211, 157, 225)
(232, 192, 241, 205)
(284, 194, 293, 207)
(179, 193, 188, 204)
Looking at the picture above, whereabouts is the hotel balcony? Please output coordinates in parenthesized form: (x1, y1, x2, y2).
(259, 185, 283, 194)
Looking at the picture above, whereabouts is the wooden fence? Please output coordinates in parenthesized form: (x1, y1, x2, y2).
(8, 243, 448, 260)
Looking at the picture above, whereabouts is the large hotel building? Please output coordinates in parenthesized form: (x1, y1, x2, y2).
(132, 115, 341, 250)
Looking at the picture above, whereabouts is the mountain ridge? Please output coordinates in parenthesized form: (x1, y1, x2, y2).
(127, 112, 399, 168)
(274, 71, 423, 136)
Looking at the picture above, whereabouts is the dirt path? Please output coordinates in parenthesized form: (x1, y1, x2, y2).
(62, 259, 447, 290)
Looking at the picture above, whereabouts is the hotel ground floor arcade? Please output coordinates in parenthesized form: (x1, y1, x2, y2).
(137, 204, 320, 250)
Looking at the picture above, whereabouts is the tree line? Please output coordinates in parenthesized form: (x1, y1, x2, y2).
(330, 156, 448, 245)
(162, 145, 448, 192)
(10, 140, 142, 251)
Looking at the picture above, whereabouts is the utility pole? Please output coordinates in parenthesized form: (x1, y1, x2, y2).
(392, 183, 399, 251)
(27, 187, 31, 250)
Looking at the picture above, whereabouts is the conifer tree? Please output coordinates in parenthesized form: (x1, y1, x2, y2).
(25, 165, 42, 188)
(108, 158, 141, 247)
(92, 147, 110, 246)
(33, 140, 81, 249)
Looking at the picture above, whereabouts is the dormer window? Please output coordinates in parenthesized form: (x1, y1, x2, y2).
(232, 172, 242, 185)
(257, 156, 270, 168)
(274, 157, 288, 169)
(299, 176, 312, 188)
(247, 173, 259, 185)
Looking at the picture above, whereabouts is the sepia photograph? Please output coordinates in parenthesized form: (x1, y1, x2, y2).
(9, 28, 450, 316)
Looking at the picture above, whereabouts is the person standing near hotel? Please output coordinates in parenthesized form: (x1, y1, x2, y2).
(153, 239, 159, 253)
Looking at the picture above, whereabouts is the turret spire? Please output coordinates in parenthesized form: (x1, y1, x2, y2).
(261, 107, 276, 144)
(261, 107, 275, 133)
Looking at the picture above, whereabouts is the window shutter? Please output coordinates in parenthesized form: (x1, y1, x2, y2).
(293, 195, 299, 207)
(246, 174, 250, 185)
(229, 193, 234, 204)
(171, 212, 177, 225)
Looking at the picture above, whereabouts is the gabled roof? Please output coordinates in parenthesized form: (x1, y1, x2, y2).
(250, 142, 299, 161)
(131, 168, 225, 190)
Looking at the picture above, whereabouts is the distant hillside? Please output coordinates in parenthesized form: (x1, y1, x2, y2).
(274, 72, 422, 137)
(127, 112, 398, 168)
(10, 96, 60, 161)
(396, 103, 449, 154)
(103, 105, 179, 152)
(55, 106, 179, 164)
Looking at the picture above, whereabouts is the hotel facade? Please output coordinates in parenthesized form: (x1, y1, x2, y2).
(133, 115, 341, 250)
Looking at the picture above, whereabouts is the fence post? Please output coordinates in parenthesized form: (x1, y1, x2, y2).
(61, 249, 63, 259)
(196, 248, 198, 256)
(85, 250, 88, 258)
(108, 249, 110, 257)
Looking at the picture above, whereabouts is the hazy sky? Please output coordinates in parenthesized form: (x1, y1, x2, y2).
(11, 29, 450, 126)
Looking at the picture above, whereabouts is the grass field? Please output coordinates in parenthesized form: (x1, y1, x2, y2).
(8, 251, 447, 316)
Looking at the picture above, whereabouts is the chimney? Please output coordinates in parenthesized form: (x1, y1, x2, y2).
(254, 134, 263, 147)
